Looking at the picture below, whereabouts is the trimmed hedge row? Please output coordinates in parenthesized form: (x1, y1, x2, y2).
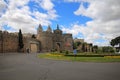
(65, 54, 120, 57)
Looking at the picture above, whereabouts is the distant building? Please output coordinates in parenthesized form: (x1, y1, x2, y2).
(73, 38, 93, 52)
(74, 38, 84, 43)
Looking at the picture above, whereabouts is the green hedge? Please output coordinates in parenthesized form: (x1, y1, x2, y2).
(65, 54, 120, 57)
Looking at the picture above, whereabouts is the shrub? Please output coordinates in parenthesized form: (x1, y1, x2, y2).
(51, 49, 57, 52)
(102, 46, 115, 53)
(60, 50, 62, 53)
(65, 50, 69, 55)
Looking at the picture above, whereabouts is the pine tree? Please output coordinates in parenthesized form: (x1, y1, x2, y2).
(18, 29, 24, 51)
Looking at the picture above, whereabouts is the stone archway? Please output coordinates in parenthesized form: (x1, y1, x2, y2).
(27, 40, 40, 53)
(30, 43, 38, 53)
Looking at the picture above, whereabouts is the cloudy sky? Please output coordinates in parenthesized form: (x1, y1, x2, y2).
(0, 0, 120, 46)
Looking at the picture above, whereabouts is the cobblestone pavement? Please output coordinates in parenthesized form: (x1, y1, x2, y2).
(0, 53, 120, 80)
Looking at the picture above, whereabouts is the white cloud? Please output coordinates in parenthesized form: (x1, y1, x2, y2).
(64, 0, 89, 3)
(34, 0, 58, 20)
(74, 2, 86, 16)
(74, 0, 120, 21)
(0, 0, 7, 16)
(40, 0, 54, 11)
(0, 0, 58, 33)
(62, 0, 120, 46)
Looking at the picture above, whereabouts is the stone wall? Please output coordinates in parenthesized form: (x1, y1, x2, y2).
(0, 30, 2, 53)
(0, 31, 18, 53)
(0, 31, 40, 53)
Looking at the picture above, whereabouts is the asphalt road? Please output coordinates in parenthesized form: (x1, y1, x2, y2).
(0, 53, 120, 80)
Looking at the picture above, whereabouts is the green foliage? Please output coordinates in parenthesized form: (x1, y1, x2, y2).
(60, 50, 62, 53)
(65, 50, 69, 55)
(93, 45, 98, 49)
(32, 34, 36, 39)
(51, 49, 58, 52)
(77, 42, 81, 46)
(73, 42, 77, 49)
(38, 54, 120, 62)
(73, 42, 81, 49)
(95, 47, 103, 53)
(102, 46, 115, 53)
(18, 29, 24, 49)
(93, 45, 98, 53)
(110, 36, 120, 47)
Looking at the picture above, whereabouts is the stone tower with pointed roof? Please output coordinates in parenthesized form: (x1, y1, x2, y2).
(37, 24, 43, 34)
(47, 25, 52, 32)
(37, 24, 73, 52)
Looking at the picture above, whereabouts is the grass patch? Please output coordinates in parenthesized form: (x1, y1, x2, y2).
(37, 53, 120, 62)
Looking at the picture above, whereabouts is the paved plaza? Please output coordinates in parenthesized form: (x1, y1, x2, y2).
(0, 53, 120, 80)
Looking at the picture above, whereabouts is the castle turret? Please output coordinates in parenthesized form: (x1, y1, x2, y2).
(54, 24, 62, 35)
(47, 25, 52, 32)
(37, 24, 43, 34)
(57, 24, 59, 30)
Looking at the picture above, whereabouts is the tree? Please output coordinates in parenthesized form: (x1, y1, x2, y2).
(110, 36, 120, 51)
(110, 36, 120, 46)
(73, 42, 81, 49)
(73, 42, 77, 49)
(102, 46, 114, 53)
(32, 34, 36, 39)
(110, 39, 116, 47)
(18, 29, 24, 51)
(93, 45, 98, 53)
(77, 42, 81, 46)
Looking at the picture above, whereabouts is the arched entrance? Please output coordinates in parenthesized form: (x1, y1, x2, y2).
(30, 43, 38, 53)
(28, 40, 40, 53)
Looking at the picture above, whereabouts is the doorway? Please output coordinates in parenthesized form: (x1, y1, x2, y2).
(30, 43, 38, 53)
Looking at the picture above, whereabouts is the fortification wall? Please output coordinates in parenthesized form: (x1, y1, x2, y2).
(0, 31, 31, 53)
(0, 31, 2, 53)
(0, 31, 19, 53)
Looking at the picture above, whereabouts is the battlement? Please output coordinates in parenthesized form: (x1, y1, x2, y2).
(0, 31, 18, 38)
(0, 30, 33, 39)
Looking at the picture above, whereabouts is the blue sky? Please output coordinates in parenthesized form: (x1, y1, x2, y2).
(0, 0, 120, 46)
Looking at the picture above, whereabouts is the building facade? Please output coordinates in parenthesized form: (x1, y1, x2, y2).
(37, 24, 73, 52)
